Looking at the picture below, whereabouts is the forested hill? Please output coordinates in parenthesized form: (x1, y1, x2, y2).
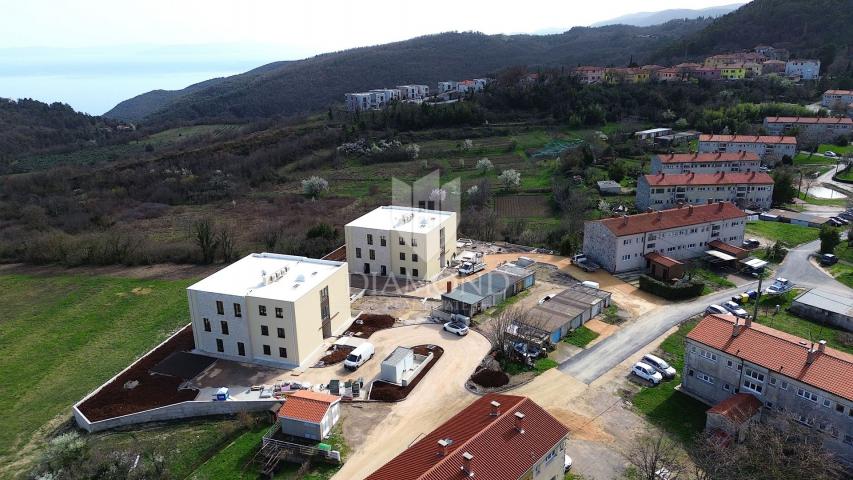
(105, 21, 711, 124)
(651, 0, 853, 69)
(0, 98, 121, 160)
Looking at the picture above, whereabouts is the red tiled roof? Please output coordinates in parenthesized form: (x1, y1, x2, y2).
(594, 202, 746, 237)
(708, 240, 747, 257)
(277, 390, 340, 423)
(762, 60, 786, 64)
(645, 251, 683, 268)
(687, 315, 853, 401)
(765, 116, 852, 125)
(707, 393, 763, 424)
(365, 394, 568, 480)
(575, 66, 604, 72)
(642, 171, 773, 186)
(699, 134, 797, 145)
(656, 152, 760, 164)
(825, 90, 853, 95)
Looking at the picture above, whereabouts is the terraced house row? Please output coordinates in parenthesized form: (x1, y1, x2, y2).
(636, 171, 774, 211)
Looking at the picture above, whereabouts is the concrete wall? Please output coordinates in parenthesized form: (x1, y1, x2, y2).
(789, 303, 852, 332)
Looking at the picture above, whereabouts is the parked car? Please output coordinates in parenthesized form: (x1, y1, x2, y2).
(513, 342, 542, 359)
(705, 304, 728, 315)
(830, 216, 849, 225)
(564, 454, 573, 473)
(765, 278, 792, 295)
(745, 289, 759, 300)
(839, 212, 853, 221)
(571, 254, 600, 273)
(343, 342, 375, 371)
(741, 238, 761, 249)
(538, 294, 553, 304)
(641, 353, 677, 379)
(820, 253, 838, 266)
(443, 321, 469, 336)
(723, 301, 750, 318)
(824, 151, 837, 157)
(631, 362, 663, 385)
(458, 261, 486, 276)
(731, 293, 750, 304)
(828, 218, 844, 227)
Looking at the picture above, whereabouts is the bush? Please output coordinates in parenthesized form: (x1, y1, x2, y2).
(639, 275, 704, 300)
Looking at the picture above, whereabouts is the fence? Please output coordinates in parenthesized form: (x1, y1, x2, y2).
(261, 426, 342, 463)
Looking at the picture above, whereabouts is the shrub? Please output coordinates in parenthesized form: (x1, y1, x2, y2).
(476, 157, 494, 174)
(639, 275, 704, 300)
(301, 176, 329, 197)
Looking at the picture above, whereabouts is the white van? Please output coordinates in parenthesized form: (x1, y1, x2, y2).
(344, 342, 375, 371)
(580, 281, 600, 289)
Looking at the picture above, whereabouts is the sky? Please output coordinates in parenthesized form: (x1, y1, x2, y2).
(0, 0, 745, 114)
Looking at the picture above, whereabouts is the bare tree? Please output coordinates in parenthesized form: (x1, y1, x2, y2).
(259, 223, 282, 251)
(482, 307, 528, 359)
(192, 219, 219, 264)
(623, 432, 686, 480)
(218, 226, 238, 263)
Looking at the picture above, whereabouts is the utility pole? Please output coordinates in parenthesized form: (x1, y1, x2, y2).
(752, 275, 763, 322)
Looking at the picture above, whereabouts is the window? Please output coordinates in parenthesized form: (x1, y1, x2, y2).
(275, 307, 283, 318)
(823, 399, 832, 408)
(697, 372, 714, 384)
(369, 249, 375, 260)
(797, 388, 819, 403)
(356, 247, 362, 258)
(259, 305, 267, 316)
(380, 236, 386, 247)
(780, 380, 788, 390)
(400, 267, 407, 275)
(367, 234, 373, 245)
(220, 321, 229, 335)
(261, 325, 269, 336)
(216, 338, 224, 352)
(412, 269, 419, 277)
(769, 377, 777, 386)
(398, 237, 405, 245)
(845, 435, 853, 446)
(263, 344, 271, 355)
(216, 301, 224, 315)
(233, 303, 242, 317)
(237, 342, 245, 356)
(412, 253, 418, 262)
(743, 380, 763, 394)
(697, 348, 717, 362)
(203, 318, 211, 332)
(411, 238, 417, 247)
(745, 368, 765, 382)
(399, 252, 406, 261)
(277, 327, 286, 339)
(279, 347, 288, 358)
(835, 404, 845, 414)
(723, 383, 730, 392)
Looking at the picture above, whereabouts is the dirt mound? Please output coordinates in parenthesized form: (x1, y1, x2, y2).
(470, 368, 510, 388)
(345, 313, 396, 338)
(318, 345, 355, 366)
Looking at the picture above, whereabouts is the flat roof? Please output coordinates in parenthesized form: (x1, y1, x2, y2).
(793, 289, 853, 317)
(635, 128, 672, 135)
(346, 206, 454, 232)
(527, 284, 612, 332)
(187, 252, 345, 301)
(382, 346, 414, 365)
(443, 268, 529, 305)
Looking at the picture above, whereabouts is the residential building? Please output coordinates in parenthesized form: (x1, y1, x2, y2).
(654, 67, 682, 82)
(634, 127, 673, 141)
(186, 253, 352, 369)
(396, 84, 430, 100)
(690, 67, 721, 82)
(754, 45, 789, 61)
(437, 81, 458, 93)
(636, 171, 774, 211)
(597, 180, 622, 195)
(654, 130, 701, 147)
(441, 263, 535, 317)
(365, 394, 569, 480)
(705, 52, 766, 69)
(742, 62, 763, 77)
(345, 206, 457, 281)
(822, 90, 853, 110)
(682, 314, 853, 459)
(650, 152, 761, 175)
(605, 67, 650, 84)
(785, 59, 821, 80)
(582, 202, 747, 274)
(456, 79, 482, 93)
(573, 66, 605, 84)
(277, 390, 341, 440)
(344, 92, 373, 112)
(790, 289, 853, 332)
(698, 134, 797, 161)
(763, 116, 853, 144)
(761, 59, 786, 74)
(720, 64, 746, 80)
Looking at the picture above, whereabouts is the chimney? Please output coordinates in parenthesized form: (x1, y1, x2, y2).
(677, 202, 684, 208)
(622, 215, 629, 226)
(707, 199, 713, 205)
(656, 211, 662, 222)
(514, 411, 526, 433)
(717, 201, 724, 212)
(688, 204, 694, 215)
(489, 400, 501, 416)
(732, 317, 743, 337)
(446, 281, 452, 294)
(818, 340, 826, 353)
(806, 343, 818, 364)
(437, 438, 453, 457)
(744, 314, 752, 328)
(461, 452, 474, 477)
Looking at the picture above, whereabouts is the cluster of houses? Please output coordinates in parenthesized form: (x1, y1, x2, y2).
(345, 78, 490, 112)
(573, 45, 821, 85)
(822, 89, 853, 117)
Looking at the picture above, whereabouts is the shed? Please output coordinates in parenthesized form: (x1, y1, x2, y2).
(523, 284, 612, 344)
(705, 393, 762, 443)
(634, 127, 673, 141)
(790, 289, 853, 332)
(644, 252, 684, 281)
(441, 264, 535, 317)
(380, 347, 415, 384)
(596, 180, 623, 195)
(278, 390, 341, 440)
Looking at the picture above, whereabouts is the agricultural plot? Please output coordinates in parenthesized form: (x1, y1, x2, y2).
(496, 195, 551, 218)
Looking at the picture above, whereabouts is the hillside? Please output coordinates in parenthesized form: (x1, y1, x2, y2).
(591, 3, 745, 27)
(105, 22, 711, 124)
(651, 0, 853, 67)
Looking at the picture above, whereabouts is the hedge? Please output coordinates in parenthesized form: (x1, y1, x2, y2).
(639, 275, 705, 300)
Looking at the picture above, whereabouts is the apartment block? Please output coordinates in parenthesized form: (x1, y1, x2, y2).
(636, 171, 774, 211)
(650, 152, 761, 174)
(573, 66, 605, 84)
(345, 206, 457, 281)
(437, 81, 458, 93)
(761, 59, 786, 74)
(187, 253, 352, 369)
(344, 92, 372, 112)
(698, 134, 797, 161)
(786, 59, 821, 80)
(683, 314, 853, 459)
(822, 90, 853, 109)
(763, 116, 853, 144)
(396, 84, 430, 100)
(582, 202, 747, 274)
(654, 67, 682, 82)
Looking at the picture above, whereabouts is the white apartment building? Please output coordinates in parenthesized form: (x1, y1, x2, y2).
(651, 152, 761, 174)
(345, 206, 457, 281)
(636, 171, 774, 211)
(573, 66, 605, 84)
(186, 253, 352, 369)
(785, 59, 821, 80)
(396, 84, 430, 100)
(763, 116, 853, 144)
(822, 90, 853, 109)
(698, 134, 797, 161)
(344, 93, 372, 112)
(582, 202, 747, 273)
(438, 81, 458, 93)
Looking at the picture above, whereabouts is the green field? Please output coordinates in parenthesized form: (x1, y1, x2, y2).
(793, 152, 837, 165)
(0, 273, 193, 476)
(817, 144, 853, 155)
(837, 167, 853, 181)
(745, 221, 819, 246)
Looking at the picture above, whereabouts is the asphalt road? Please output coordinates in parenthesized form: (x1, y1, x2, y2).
(559, 239, 851, 383)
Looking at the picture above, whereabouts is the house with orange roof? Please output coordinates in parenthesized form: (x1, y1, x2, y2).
(636, 171, 774, 211)
(698, 134, 797, 161)
(682, 314, 853, 458)
(650, 152, 761, 175)
(822, 90, 853, 109)
(764, 116, 853, 144)
(573, 66, 605, 84)
(277, 390, 342, 440)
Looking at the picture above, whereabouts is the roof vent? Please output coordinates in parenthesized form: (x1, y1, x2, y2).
(461, 452, 474, 477)
(489, 401, 501, 416)
(437, 438, 453, 457)
(514, 411, 526, 434)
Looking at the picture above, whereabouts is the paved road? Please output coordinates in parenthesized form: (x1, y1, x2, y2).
(559, 239, 851, 383)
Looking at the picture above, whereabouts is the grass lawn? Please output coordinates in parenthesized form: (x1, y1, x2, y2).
(631, 320, 708, 445)
(836, 167, 853, 181)
(691, 267, 735, 295)
(797, 192, 849, 206)
(562, 326, 600, 348)
(793, 152, 837, 165)
(0, 273, 193, 476)
(485, 290, 530, 316)
(817, 144, 853, 155)
(745, 221, 819, 246)
(829, 262, 853, 290)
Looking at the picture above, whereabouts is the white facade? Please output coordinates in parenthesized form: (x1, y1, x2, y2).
(345, 206, 457, 281)
(438, 81, 458, 93)
(635, 127, 673, 141)
(344, 93, 372, 112)
(187, 253, 352, 369)
(582, 203, 747, 273)
(651, 153, 761, 174)
(698, 135, 797, 161)
(785, 59, 821, 80)
(396, 84, 429, 100)
(822, 90, 853, 109)
(763, 116, 852, 144)
(636, 173, 774, 211)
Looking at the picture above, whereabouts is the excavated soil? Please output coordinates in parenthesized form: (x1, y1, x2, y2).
(368, 345, 444, 401)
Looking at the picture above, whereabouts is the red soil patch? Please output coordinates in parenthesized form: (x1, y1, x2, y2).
(368, 345, 444, 402)
(344, 313, 396, 339)
(318, 345, 355, 366)
(470, 368, 510, 388)
(78, 325, 199, 422)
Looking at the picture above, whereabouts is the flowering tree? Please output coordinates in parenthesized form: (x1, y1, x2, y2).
(302, 176, 329, 197)
(498, 169, 521, 190)
(476, 158, 494, 174)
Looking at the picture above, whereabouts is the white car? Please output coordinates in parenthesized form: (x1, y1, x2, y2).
(538, 294, 553, 305)
(641, 354, 677, 379)
(722, 301, 750, 318)
(443, 321, 469, 336)
(705, 304, 728, 315)
(631, 362, 663, 385)
(564, 454, 573, 472)
(824, 151, 837, 157)
(765, 278, 792, 295)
